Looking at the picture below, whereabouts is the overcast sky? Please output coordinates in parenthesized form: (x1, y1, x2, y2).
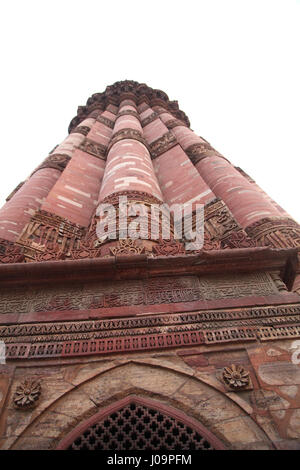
(0, 0, 299, 222)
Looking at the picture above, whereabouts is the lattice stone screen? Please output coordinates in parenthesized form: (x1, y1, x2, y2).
(67, 402, 215, 451)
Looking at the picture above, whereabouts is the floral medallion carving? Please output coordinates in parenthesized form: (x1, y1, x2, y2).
(13, 378, 42, 409)
(222, 364, 250, 390)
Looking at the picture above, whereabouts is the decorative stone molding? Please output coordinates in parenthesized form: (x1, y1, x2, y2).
(149, 131, 177, 159)
(4, 304, 300, 360)
(16, 209, 84, 262)
(107, 128, 149, 153)
(117, 109, 140, 121)
(78, 138, 107, 159)
(68, 80, 190, 133)
(13, 378, 42, 409)
(222, 365, 250, 390)
(141, 112, 158, 128)
(164, 119, 187, 129)
(31, 154, 71, 175)
(97, 116, 115, 129)
(245, 218, 300, 249)
(101, 190, 162, 207)
(0, 238, 24, 264)
(204, 198, 240, 242)
(110, 238, 145, 256)
(70, 125, 90, 136)
(185, 142, 225, 165)
(220, 230, 257, 249)
(152, 239, 185, 256)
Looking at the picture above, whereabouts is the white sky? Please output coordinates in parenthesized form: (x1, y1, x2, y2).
(0, 0, 299, 222)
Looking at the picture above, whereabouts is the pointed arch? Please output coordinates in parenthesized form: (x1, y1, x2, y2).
(56, 395, 225, 450)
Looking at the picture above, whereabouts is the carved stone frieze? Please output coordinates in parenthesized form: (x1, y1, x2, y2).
(117, 109, 140, 121)
(220, 230, 257, 249)
(153, 239, 185, 256)
(141, 112, 158, 128)
(149, 131, 177, 159)
(110, 239, 145, 256)
(101, 190, 162, 206)
(185, 142, 224, 165)
(0, 238, 24, 264)
(0, 271, 280, 316)
(70, 125, 90, 136)
(31, 154, 71, 175)
(204, 198, 240, 242)
(164, 119, 187, 129)
(78, 138, 107, 159)
(245, 218, 300, 249)
(4, 304, 300, 360)
(16, 209, 85, 262)
(97, 116, 115, 129)
(107, 128, 149, 153)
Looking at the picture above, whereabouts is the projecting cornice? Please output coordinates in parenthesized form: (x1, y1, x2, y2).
(68, 80, 190, 133)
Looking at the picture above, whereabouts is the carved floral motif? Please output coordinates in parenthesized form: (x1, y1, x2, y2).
(222, 364, 250, 390)
(13, 378, 42, 409)
(153, 239, 185, 256)
(110, 239, 145, 256)
(0, 238, 24, 264)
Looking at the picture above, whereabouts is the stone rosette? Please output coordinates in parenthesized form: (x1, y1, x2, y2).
(13, 378, 42, 410)
(222, 364, 250, 390)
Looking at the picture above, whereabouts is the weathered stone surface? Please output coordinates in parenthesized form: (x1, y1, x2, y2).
(287, 409, 300, 438)
(258, 362, 300, 386)
(211, 416, 270, 449)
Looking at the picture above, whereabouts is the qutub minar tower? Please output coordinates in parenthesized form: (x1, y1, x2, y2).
(0, 80, 300, 450)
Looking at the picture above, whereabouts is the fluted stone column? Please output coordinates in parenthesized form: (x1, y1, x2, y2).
(0, 168, 61, 241)
(140, 104, 216, 208)
(167, 118, 283, 228)
(41, 110, 114, 227)
(99, 100, 163, 202)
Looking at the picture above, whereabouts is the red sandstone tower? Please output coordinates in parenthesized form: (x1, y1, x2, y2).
(0, 81, 300, 450)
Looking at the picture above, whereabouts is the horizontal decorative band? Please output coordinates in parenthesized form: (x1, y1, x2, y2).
(2, 303, 300, 342)
(164, 119, 187, 129)
(107, 128, 149, 154)
(97, 116, 115, 129)
(141, 112, 158, 127)
(117, 109, 140, 121)
(6, 330, 204, 359)
(78, 138, 107, 159)
(6, 323, 300, 360)
(185, 142, 221, 165)
(31, 154, 71, 175)
(150, 131, 177, 159)
(70, 126, 90, 136)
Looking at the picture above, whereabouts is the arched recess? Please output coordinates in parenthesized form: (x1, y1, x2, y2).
(56, 395, 225, 450)
(7, 361, 273, 449)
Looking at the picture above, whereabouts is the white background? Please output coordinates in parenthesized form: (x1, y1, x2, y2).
(0, 0, 299, 221)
